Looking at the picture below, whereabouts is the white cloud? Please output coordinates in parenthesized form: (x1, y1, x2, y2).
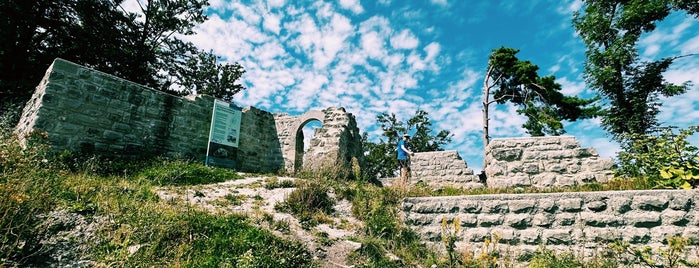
(262, 13, 281, 34)
(361, 31, 386, 59)
(557, 77, 586, 96)
(339, 0, 364, 14)
(390, 29, 419, 50)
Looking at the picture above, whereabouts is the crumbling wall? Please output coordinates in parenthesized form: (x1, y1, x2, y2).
(484, 136, 614, 188)
(410, 151, 482, 189)
(274, 107, 363, 174)
(14, 58, 363, 174)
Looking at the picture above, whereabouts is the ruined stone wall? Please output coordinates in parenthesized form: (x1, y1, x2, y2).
(15, 58, 213, 159)
(484, 136, 614, 188)
(304, 107, 363, 173)
(410, 151, 482, 189)
(403, 189, 699, 261)
(237, 106, 284, 173)
(15, 58, 362, 174)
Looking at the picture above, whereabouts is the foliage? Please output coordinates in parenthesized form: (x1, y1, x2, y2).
(617, 126, 699, 189)
(137, 159, 243, 186)
(346, 182, 429, 267)
(0, 126, 313, 267)
(573, 0, 698, 142)
(0, 129, 60, 265)
(482, 47, 600, 147)
(0, 0, 246, 110)
(527, 247, 582, 268)
(441, 216, 462, 267)
(363, 109, 453, 180)
(605, 236, 699, 268)
(275, 180, 335, 226)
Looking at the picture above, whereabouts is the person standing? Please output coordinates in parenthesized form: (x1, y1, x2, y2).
(397, 133, 414, 185)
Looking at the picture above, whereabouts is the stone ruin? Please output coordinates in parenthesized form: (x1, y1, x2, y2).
(14, 58, 362, 174)
(15, 58, 615, 187)
(408, 136, 614, 189)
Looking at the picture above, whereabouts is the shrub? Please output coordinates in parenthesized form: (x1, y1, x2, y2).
(617, 126, 699, 189)
(275, 180, 334, 225)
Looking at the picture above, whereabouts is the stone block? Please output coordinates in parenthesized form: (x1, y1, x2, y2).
(585, 200, 608, 212)
(649, 226, 683, 242)
(509, 200, 536, 214)
(609, 196, 632, 214)
(633, 196, 669, 211)
(558, 198, 583, 212)
(624, 211, 662, 228)
(464, 227, 492, 242)
(506, 214, 532, 229)
(483, 202, 509, 213)
(555, 213, 577, 226)
(459, 201, 481, 213)
(532, 214, 554, 227)
(580, 212, 624, 227)
(519, 229, 541, 245)
(661, 210, 690, 226)
(539, 198, 557, 213)
(543, 229, 573, 245)
(478, 214, 504, 227)
(669, 193, 694, 211)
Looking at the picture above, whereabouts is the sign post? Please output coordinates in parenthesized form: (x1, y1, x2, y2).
(205, 99, 242, 168)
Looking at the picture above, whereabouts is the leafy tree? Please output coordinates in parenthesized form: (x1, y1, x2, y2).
(481, 47, 600, 148)
(363, 110, 452, 180)
(0, 0, 245, 118)
(572, 0, 698, 141)
(172, 51, 246, 102)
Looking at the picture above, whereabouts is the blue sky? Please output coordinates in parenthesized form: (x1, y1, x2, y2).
(126, 0, 699, 171)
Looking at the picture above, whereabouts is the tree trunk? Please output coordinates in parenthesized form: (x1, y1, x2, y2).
(482, 80, 491, 168)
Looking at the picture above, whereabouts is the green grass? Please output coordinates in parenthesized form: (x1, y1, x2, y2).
(2, 120, 697, 267)
(0, 126, 314, 267)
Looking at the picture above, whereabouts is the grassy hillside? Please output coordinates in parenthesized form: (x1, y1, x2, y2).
(2, 121, 698, 267)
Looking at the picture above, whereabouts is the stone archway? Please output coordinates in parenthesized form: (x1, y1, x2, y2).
(293, 112, 325, 172)
(273, 107, 362, 174)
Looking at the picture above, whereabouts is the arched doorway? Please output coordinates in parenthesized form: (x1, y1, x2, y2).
(294, 119, 322, 172)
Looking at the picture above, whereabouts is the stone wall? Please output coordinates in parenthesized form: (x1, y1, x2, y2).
(237, 106, 284, 173)
(14, 58, 363, 174)
(15, 58, 213, 159)
(410, 151, 482, 189)
(303, 107, 363, 173)
(402, 189, 699, 261)
(484, 136, 614, 188)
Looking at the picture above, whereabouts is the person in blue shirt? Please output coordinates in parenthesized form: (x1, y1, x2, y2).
(397, 133, 414, 185)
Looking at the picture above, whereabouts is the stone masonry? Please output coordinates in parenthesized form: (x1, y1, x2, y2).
(15, 58, 214, 159)
(484, 136, 615, 188)
(410, 151, 482, 189)
(274, 108, 363, 173)
(15, 58, 363, 174)
(403, 189, 699, 262)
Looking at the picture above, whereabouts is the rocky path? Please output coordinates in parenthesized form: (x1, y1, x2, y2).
(155, 175, 363, 267)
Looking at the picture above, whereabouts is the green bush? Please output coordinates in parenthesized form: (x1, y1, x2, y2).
(275, 180, 335, 225)
(617, 126, 699, 189)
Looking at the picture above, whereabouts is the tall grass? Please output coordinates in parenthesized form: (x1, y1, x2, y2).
(0, 122, 314, 267)
(0, 128, 60, 265)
